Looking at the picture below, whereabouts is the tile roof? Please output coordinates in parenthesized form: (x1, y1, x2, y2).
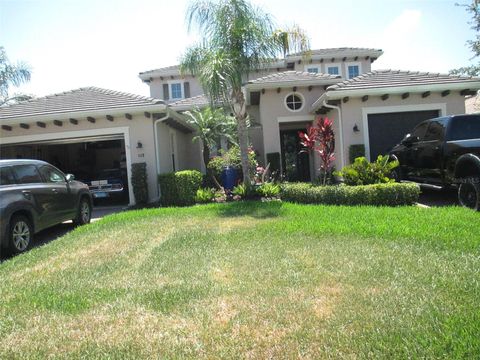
(139, 65, 180, 76)
(169, 94, 211, 110)
(248, 71, 341, 85)
(327, 70, 480, 91)
(288, 47, 383, 58)
(0, 87, 164, 120)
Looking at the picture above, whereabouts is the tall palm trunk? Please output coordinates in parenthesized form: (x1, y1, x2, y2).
(202, 141, 211, 171)
(231, 88, 251, 184)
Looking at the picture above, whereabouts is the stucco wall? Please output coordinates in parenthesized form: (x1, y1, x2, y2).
(257, 86, 324, 162)
(149, 75, 204, 102)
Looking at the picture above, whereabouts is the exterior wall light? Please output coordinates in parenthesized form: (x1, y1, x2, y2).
(137, 141, 143, 149)
(353, 124, 360, 133)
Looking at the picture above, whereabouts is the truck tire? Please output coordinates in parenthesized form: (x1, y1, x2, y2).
(458, 178, 480, 211)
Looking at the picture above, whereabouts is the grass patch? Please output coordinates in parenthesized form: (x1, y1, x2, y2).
(0, 202, 479, 358)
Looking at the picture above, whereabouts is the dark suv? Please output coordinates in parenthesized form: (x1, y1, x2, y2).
(389, 114, 480, 210)
(0, 159, 92, 255)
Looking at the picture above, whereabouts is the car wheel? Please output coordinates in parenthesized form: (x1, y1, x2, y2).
(8, 215, 33, 255)
(458, 179, 480, 211)
(73, 198, 92, 225)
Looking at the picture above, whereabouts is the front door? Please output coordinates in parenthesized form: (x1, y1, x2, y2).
(280, 130, 311, 182)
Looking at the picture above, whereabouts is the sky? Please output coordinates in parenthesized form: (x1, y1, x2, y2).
(1, 0, 478, 98)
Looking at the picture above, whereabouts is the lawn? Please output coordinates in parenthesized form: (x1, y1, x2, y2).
(0, 202, 479, 359)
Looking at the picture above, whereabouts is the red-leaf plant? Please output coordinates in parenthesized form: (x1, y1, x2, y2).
(298, 116, 335, 185)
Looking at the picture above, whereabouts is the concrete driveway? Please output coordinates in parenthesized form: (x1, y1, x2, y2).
(1, 205, 125, 262)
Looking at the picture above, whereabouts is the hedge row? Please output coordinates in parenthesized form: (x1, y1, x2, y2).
(158, 170, 203, 206)
(281, 182, 420, 206)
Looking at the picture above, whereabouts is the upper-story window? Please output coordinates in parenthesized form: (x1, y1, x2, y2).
(346, 62, 361, 79)
(306, 67, 319, 74)
(170, 83, 183, 99)
(327, 65, 340, 76)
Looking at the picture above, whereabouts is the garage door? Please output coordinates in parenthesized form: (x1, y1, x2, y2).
(367, 110, 439, 160)
(0, 135, 130, 205)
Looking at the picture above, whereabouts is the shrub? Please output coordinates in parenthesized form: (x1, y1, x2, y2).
(349, 144, 365, 164)
(195, 188, 216, 203)
(257, 183, 281, 198)
(232, 183, 258, 199)
(131, 162, 148, 205)
(335, 155, 399, 186)
(158, 170, 203, 206)
(207, 145, 257, 177)
(281, 182, 420, 206)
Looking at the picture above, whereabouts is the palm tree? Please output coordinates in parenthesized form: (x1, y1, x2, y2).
(184, 106, 237, 169)
(180, 0, 310, 183)
(0, 46, 32, 106)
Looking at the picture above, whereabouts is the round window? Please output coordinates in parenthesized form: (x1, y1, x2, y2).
(285, 93, 304, 112)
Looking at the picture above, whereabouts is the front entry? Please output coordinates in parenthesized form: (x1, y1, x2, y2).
(280, 129, 311, 182)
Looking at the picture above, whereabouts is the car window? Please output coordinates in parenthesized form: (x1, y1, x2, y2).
(423, 119, 446, 141)
(447, 115, 480, 141)
(12, 165, 43, 184)
(410, 121, 429, 141)
(0, 166, 15, 185)
(39, 165, 66, 183)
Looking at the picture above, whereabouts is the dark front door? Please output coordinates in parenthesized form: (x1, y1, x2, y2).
(280, 130, 310, 182)
(367, 110, 440, 160)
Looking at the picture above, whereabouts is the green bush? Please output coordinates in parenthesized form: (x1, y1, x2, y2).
(207, 145, 257, 177)
(232, 183, 258, 199)
(158, 170, 203, 206)
(349, 144, 365, 164)
(257, 183, 281, 198)
(281, 182, 420, 206)
(335, 155, 399, 186)
(131, 162, 148, 205)
(195, 188, 216, 203)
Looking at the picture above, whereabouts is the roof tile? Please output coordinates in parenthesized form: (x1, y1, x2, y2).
(0, 87, 164, 120)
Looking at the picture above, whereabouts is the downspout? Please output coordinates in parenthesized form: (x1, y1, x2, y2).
(153, 110, 170, 198)
(322, 99, 345, 169)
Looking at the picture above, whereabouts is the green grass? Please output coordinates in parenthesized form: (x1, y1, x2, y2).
(0, 202, 479, 359)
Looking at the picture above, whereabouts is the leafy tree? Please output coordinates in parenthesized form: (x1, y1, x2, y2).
(184, 106, 237, 169)
(0, 46, 32, 105)
(180, 0, 310, 184)
(451, 1, 480, 75)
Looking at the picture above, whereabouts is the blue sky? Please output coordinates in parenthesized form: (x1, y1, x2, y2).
(1, 0, 477, 98)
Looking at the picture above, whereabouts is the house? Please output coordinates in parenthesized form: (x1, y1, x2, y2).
(140, 47, 480, 182)
(0, 87, 202, 205)
(1, 47, 480, 205)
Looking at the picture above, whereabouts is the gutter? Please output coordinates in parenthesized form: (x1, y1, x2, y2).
(322, 99, 345, 169)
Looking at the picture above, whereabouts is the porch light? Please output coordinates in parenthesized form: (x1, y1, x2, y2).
(353, 124, 360, 133)
(137, 141, 143, 149)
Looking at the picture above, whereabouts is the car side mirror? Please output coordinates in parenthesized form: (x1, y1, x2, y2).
(401, 134, 418, 146)
(66, 174, 75, 182)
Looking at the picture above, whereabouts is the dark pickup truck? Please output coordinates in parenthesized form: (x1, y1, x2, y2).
(389, 114, 480, 210)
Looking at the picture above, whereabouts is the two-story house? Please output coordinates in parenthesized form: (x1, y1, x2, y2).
(139, 47, 480, 182)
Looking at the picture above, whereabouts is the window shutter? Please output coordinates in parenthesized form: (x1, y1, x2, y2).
(184, 82, 190, 98)
(163, 84, 169, 100)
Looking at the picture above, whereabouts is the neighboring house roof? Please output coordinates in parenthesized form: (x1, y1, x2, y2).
(0, 87, 166, 123)
(312, 70, 480, 109)
(247, 71, 342, 89)
(287, 47, 383, 61)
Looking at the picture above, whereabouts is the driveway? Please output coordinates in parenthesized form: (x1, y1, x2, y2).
(1, 205, 125, 262)
(417, 187, 459, 207)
